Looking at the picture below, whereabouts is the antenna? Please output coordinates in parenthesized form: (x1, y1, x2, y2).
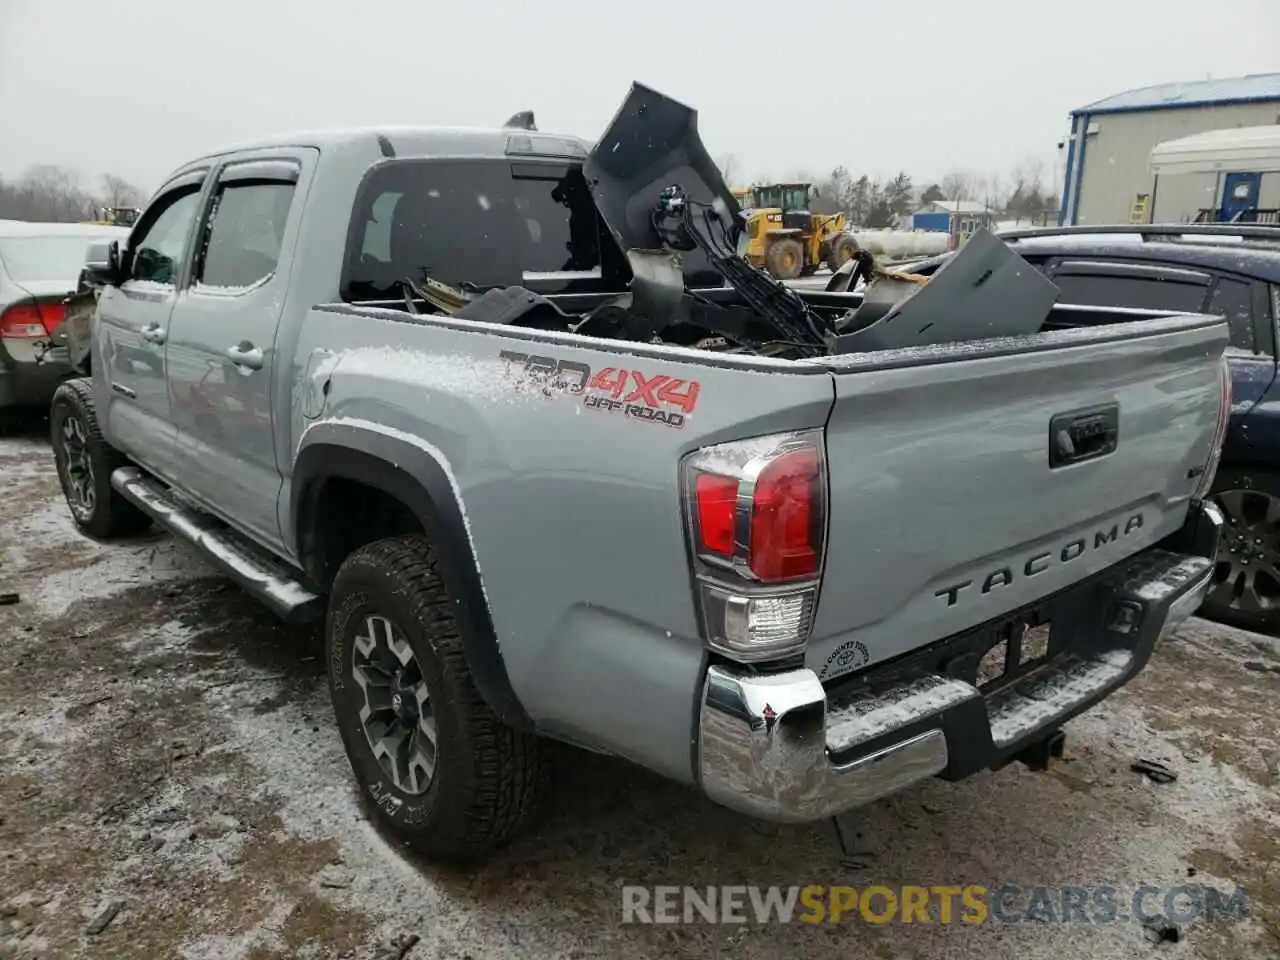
(503, 111, 537, 131)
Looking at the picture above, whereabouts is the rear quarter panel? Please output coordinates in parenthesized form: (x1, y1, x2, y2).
(290, 308, 835, 780)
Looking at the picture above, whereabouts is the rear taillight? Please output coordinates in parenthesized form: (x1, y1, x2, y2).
(1193, 354, 1232, 500)
(682, 430, 827, 662)
(0, 300, 65, 339)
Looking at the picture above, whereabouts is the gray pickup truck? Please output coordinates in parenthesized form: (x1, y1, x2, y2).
(50, 84, 1229, 862)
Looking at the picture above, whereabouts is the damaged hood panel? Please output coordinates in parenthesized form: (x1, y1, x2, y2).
(585, 83, 743, 281)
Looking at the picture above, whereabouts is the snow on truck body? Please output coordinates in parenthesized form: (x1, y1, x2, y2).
(52, 83, 1232, 858)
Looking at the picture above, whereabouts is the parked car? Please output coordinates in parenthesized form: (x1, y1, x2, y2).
(49, 85, 1229, 862)
(872, 225, 1280, 633)
(0, 221, 130, 424)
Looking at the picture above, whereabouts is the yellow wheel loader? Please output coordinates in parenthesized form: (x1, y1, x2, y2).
(737, 182, 859, 280)
(86, 206, 140, 228)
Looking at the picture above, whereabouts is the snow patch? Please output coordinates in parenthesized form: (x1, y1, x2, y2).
(331, 345, 546, 408)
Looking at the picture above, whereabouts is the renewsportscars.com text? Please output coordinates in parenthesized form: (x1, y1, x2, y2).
(621, 883, 1249, 926)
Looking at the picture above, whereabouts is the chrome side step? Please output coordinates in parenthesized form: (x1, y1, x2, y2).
(111, 467, 323, 623)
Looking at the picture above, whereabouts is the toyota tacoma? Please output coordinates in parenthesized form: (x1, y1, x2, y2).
(49, 84, 1230, 861)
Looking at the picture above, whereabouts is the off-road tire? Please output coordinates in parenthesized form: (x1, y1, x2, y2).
(50, 378, 151, 540)
(326, 535, 546, 862)
(825, 234, 859, 273)
(1201, 466, 1280, 633)
(765, 238, 804, 280)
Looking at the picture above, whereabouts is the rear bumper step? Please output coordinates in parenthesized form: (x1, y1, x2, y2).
(111, 467, 323, 622)
(697, 503, 1220, 823)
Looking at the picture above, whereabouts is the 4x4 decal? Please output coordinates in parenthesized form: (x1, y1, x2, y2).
(499, 350, 700, 428)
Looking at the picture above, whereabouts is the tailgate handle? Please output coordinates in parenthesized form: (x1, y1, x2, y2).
(1049, 405, 1118, 468)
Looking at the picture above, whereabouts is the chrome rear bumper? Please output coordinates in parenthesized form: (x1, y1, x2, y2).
(697, 505, 1220, 823)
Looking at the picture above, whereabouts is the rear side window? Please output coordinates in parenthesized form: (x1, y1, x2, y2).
(1204, 277, 1256, 352)
(342, 158, 625, 300)
(1052, 271, 1209, 313)
(196, 181, 296, 289)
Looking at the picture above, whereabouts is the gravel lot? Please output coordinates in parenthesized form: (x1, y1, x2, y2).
(1, 423, 1278, 960)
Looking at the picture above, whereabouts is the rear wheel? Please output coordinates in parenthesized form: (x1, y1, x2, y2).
(50, 379, 151, 540)
(825, 234, 859, 273)
(326, 535, 546, 862)
(1202, 466, 1280, 633)
(765, 238, 804, 280)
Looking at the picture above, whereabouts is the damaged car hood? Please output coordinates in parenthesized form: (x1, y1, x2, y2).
(585, 83, 744, 281)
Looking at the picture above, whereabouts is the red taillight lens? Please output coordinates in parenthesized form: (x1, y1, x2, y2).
(685, 433, 827, 584)
(695, 472, 738, 556)
(38, 301, 66, 334)
(0, 302, 46, 338)
(749, 446, 821, 581)
(0, 300, 65, 338)
(683, 431, 827, 661)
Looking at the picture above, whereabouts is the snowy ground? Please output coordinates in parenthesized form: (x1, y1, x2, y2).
(1, 424, 1278, 959)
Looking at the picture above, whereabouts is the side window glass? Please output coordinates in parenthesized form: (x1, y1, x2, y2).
(1052, 273, 1207, 313)
(360, 191, 402, 263)
(129, 190, 202, 285)
(1205, 278, 1256, 353)
(197, 181, 296, 289)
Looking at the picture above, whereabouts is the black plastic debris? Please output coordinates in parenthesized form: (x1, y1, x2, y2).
(1243, 660, 1280, 676)
(1131, 759, 1178, 784)
(1142, 916, 1181, 945)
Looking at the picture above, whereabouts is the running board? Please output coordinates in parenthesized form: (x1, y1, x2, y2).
(111, 467, 323, 623)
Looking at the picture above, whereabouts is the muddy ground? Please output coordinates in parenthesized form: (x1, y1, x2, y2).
(1, 423, 1278, 960)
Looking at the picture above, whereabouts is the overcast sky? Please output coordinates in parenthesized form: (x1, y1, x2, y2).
(1, 0, 1276, 198)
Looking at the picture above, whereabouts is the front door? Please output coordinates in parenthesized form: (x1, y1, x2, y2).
(95, 173, 207, 472)
(164, 153, 309, 549)
(1221, 172, 1261, 221)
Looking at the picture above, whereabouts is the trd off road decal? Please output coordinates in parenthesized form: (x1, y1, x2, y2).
(499, 350, 700, 428)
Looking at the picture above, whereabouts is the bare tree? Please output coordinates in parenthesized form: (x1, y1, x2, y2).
(0, 165, 96, 222)
(717, 153, 738, 186)
(0, 165, 151, 223)
(940, 170, 979, 201)
(100, 173, 145, 208)
(973, 173, 1007, 212)
(1010, 158, 1045, 196)
(1005, 157, 1053, 220)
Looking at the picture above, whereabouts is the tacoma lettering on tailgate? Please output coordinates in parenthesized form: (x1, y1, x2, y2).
(935, 513, 1145, 607)
(499, 350, 700, 428)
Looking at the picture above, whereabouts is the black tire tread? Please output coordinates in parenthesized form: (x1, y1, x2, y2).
(765, 238, 804, 280)
(50, 378, 151, 539)
(331, 534, 546, 860)
(1202, 465, 1280, 633)
(825, 234, 858, 273)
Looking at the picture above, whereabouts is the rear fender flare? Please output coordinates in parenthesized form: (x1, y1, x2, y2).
(292, 421, 531, 730)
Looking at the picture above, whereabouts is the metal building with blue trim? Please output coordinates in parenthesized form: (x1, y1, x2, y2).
(1059, 73, 1280, 226)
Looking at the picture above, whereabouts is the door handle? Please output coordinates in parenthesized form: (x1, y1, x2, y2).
(140, 323, 167, 345)
(226, 342, 264, 371)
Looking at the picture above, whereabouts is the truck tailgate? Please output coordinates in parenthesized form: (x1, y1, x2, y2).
(809, 314, 1228, 682)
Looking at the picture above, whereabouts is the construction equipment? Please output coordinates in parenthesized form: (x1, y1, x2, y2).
(89, 206, 140, 228)
(737, 182, 859, 280)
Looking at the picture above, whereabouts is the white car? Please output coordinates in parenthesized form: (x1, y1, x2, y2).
(0, 221, 130, 418)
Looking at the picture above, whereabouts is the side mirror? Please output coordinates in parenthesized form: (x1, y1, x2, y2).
(83, 239, 122, 287)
